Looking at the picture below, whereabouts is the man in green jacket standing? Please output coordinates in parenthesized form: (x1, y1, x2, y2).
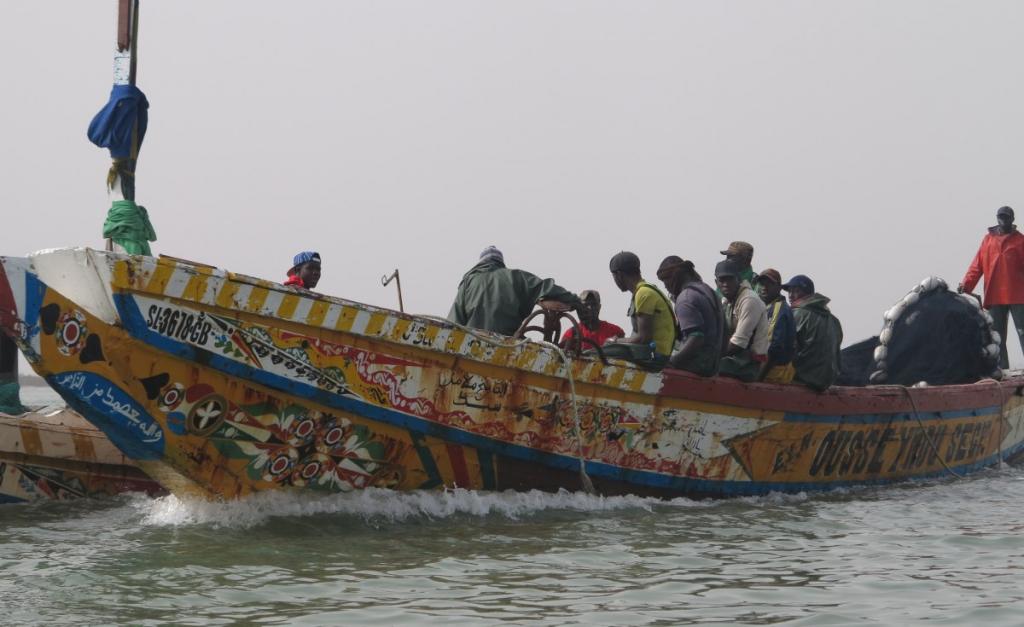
(448, 246, 580, 336)
(782, 275, 843, 391)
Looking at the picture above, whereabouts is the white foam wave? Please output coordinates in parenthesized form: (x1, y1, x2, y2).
(132, 488, 698, 529)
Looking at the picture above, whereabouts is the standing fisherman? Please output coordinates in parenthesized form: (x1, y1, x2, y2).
(959, 206, 1024, 369)
(448, 247, 579, 336)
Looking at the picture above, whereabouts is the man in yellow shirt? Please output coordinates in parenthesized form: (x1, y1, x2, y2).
(604, 251, 676, 369)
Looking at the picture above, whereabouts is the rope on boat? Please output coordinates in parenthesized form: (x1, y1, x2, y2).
(419, 315, 597, 494)
(981, 378, 1006, 470)
(900, 386, 964, 480)
(544, 341, 597, 495)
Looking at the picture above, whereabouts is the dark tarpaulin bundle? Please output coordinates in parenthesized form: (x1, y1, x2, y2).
(837, 337, 880, 386)
(87, 84, 149, 159)
(838, 279, 999, 386)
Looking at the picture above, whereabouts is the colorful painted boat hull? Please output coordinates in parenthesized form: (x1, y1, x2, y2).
(0, 407, 162, 504)
(1, 248, 1022, 500)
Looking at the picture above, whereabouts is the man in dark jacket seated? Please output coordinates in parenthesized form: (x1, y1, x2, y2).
(782, 274, 843, 391)
(448, 246, 579, 336)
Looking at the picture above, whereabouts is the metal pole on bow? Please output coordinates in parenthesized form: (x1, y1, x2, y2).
(381, 269, 405, 313)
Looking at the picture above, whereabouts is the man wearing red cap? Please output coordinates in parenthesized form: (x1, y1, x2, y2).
(960, 206, 1024, 368)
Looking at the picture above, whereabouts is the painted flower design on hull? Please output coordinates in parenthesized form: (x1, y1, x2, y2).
(156, 382, 406, 491)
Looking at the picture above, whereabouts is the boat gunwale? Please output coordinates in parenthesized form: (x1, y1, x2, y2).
(26, 248, 1024, 421)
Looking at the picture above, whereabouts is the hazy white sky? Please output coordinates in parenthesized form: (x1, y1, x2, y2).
(2, 1, 1024, 369)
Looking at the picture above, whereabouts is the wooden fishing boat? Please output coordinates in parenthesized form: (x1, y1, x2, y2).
(0, 405, 161, 504)
(1, 248, 1022, 500)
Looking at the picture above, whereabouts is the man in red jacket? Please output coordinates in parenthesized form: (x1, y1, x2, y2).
(959, 206, 1024, 368)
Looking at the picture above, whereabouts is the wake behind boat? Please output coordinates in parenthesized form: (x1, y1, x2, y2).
(1, 248, 1021, 500)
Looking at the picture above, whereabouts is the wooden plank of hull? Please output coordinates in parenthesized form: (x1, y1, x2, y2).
(5, 249, 1024, 500)
(0, 409, 161, 503)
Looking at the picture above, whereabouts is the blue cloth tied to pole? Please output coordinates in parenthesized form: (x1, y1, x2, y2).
(87, 84, 149, 159)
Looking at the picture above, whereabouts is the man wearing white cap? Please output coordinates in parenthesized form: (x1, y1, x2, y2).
(448, 247, 579, 336)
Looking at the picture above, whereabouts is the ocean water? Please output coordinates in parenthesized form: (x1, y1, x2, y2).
(5, 388, 1024, 625)
(20, 383, 63, 409)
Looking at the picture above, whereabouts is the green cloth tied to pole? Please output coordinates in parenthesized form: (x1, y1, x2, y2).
(0, 381, 27, 415)
(102, 199, 157, 255)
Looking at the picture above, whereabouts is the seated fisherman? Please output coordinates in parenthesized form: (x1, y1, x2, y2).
(448, 246, 580, 336)
(720, 241, 756, 287)
(716, 260, 770, 382)
(560, 290, 625, 349)
(656, 256, 724, 376)
(604, 251, 676, 368)
(782, 274, 844, 391)
(285, 251, 321, 290)
(754, 268, 796, 384)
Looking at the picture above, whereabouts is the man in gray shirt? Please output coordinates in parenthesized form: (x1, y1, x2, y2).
(657, 256, 724, 376)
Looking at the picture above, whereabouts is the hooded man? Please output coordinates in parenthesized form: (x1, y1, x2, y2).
(448, 246, 579, 336)
(285, 251, 321, 290)
(959, 206, 1024, 369)
(783, 274, 843, 391)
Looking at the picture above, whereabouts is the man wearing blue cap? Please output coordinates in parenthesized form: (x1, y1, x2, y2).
(448, 246, 579, 336)
(285, 251, 321, 290)
(782, 275, 843, 391)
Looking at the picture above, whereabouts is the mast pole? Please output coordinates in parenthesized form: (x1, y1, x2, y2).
(106, 0, 140, 250)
